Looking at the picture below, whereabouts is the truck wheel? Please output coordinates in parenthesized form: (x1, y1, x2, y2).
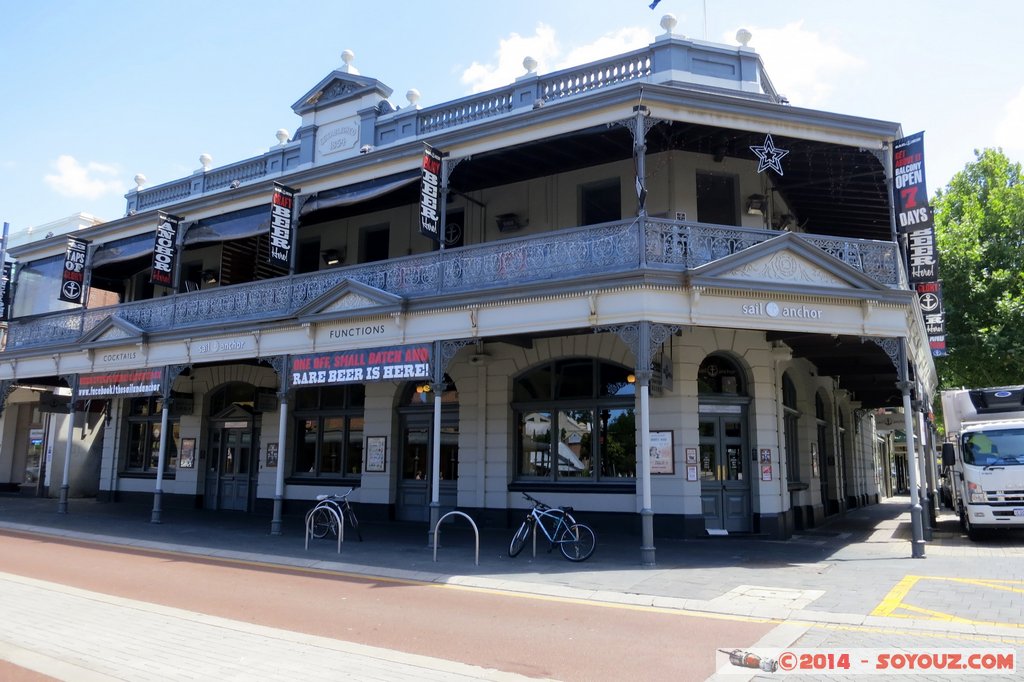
(961, 509, 983, 541)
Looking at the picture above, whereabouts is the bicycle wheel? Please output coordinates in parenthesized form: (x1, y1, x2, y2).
(345, 505, 363, 541)
(558, 523, 596, 562)
(310, 506, 334, 538)
(509, 519, 531, 557)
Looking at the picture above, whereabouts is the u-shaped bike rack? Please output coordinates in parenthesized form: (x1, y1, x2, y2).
(432, 511, 479, 566)
(305, 503, 343, 554)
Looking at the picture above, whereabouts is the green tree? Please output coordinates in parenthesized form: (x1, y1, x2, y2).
(933, 148, 1024, 388)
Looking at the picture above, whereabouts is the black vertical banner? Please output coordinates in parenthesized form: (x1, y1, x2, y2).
(268, 183, 298, 269)
(893, 132, 946, 356)
(0, 263, 10, 321)
(419, 144, 443, 242)
(58, 236, 89, 304)
(150, 212, 181, 287)
(893, 133, 932, 235)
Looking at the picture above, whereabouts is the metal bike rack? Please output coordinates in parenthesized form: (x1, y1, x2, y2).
(305, 503, 343, 554)
(432, 511, 479, 566)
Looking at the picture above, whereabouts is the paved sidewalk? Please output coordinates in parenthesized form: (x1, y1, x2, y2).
(1, 494, 1023, 639)
(0, 570, 546, 682)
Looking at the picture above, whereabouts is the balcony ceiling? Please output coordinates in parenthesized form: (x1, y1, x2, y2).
(765, 332, 906, 408)
(448, 122, 892, 242)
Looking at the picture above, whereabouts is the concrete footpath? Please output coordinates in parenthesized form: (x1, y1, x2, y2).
(2, 494, 1024, 679)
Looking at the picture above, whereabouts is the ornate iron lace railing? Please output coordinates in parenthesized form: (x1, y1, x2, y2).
(5, 219, 899, 350)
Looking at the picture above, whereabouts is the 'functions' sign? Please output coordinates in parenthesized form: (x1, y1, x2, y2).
(290, 344, 431, 387)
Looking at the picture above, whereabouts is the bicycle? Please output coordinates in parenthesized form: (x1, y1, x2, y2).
(306, 488, 362, 542)
(508, 492, 596, 561)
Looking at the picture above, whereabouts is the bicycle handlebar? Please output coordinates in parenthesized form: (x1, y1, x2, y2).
(522, 492, 550, 510)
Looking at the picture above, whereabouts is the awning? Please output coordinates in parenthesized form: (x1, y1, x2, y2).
(299, 170, 420, 216)
(183, 205, 270, 245)
(91, 233, 154, 268)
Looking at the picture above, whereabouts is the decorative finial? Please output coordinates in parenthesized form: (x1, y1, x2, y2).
(523, 56, 538, 74)
(340, 49, 359, 74)
(276, 129, 289, 145)
(199, 153, 212, 171)
(736, 28, 752, 47)
(406, 89, 421, 108)
(134, 173, 146, 189)
(660, 14, 677, 34)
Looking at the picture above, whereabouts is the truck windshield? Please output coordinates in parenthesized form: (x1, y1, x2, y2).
(962, 428, 1024, 466)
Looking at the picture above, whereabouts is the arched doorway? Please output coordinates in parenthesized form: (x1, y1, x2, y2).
(698, 354, 751, 532)
(203, 382, 262, 511)
(395, 377, 459, 522)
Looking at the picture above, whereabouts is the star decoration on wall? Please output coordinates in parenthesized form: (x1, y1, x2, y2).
(749, 134, 789, 176)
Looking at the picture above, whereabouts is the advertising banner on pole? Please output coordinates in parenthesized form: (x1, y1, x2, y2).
(268, 183, 298, 269)
(419, 145, 443, 242)
(150, 212, 182, 287)
(58, 236, 89, 304)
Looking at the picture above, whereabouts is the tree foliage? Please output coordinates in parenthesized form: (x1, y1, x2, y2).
(933, 148, 1024, 389)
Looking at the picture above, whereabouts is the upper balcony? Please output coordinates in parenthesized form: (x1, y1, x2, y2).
(5, 217, 902, 353)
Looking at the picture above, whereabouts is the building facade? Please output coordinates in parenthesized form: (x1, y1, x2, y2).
(0, 18, 937, 555)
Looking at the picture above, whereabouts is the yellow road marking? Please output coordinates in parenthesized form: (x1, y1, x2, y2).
(872, 574, 1024, 628)
(871, 574, 920, 617)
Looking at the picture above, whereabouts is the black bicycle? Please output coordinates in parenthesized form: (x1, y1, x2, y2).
(306, 488, 362, 541)
(509, 493, 596, 561)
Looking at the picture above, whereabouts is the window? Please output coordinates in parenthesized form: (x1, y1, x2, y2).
(292, 385, 365, 478)
(697, 354, 744, 395)
(782, 373, 800, 483)
(579, 179, 621, 226)
(514, 359, 636, 482)
(696, 172, 738, 226)
(360, 224, 390, 262)
(122, 396, 180, 474)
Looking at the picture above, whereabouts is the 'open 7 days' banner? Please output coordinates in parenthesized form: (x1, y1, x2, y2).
(290, 344, 432, 387)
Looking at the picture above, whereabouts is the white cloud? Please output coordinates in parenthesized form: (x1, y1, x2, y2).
(727, 21, 863, 107)
(44, 155, 124, 200)
(993, 86, 1024, 159)
(460, 24, 654, 94)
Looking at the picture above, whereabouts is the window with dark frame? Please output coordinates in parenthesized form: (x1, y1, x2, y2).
(359, 224, 390, 263)
(122, 396, 181, 474)
(292, 384, 365, 479)
(783, 373, 801, 483)
(513, 359, 636, 483)
(696, 172, 739, 226)
(579, 179, 621, 226)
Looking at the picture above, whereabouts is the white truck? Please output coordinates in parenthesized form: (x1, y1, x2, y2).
(941, 386, 1024, 540)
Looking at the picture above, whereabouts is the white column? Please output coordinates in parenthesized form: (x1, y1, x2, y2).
(57, 407, 76, 514)
(150, 402, 170, 523)
(271, 395, 288, 535)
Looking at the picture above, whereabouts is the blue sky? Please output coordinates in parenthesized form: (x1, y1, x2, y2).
(2, 0, 1022, 235)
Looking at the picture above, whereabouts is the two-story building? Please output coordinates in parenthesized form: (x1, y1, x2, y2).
(0, 16, 937, 560)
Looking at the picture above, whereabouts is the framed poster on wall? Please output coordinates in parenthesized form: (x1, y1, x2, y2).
(264, 442, 278, 468)
(179, 438, 196, 469)
(649, 431, 674, 475)
(365, 436, 387, 472)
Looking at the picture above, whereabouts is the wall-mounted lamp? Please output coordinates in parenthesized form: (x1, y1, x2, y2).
(415, 383, 432, 394)
(627, 373, 637, 384)
(746, 194, 766, 216)
(321, 248, 345, 266)
(201, 269, 219, 285)
(495, 213, 524, 233)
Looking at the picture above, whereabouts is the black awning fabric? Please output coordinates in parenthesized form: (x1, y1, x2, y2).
(184, 204, 271, 245)
(299, 170, 420, 216)
(91, 233, 154, 268)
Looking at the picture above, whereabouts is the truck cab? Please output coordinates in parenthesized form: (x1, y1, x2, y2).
(941, 386, 1024, 540)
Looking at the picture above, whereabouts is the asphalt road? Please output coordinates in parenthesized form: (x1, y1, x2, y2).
(0, 531, 776, 681)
